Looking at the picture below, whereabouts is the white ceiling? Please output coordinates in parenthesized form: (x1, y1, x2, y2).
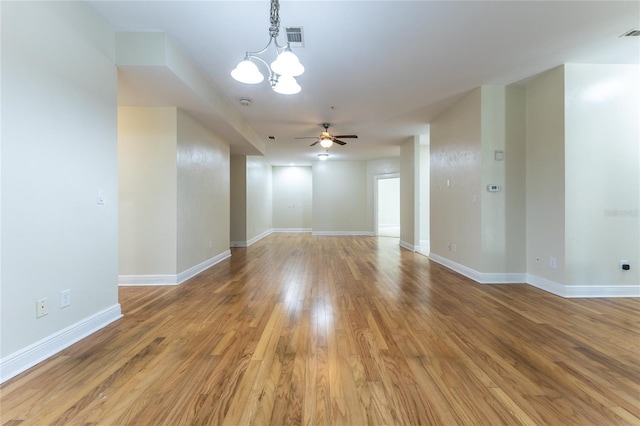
(89, 1, 640, 165)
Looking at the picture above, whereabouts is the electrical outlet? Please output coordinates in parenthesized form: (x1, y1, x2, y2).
(549, 257, 557, 268)
(36, 298, 48, 318)
(60, 289, 71, 308)
(620, 260, 630, 271)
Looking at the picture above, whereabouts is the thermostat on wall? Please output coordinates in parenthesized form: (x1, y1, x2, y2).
(487, 184, 501, 192)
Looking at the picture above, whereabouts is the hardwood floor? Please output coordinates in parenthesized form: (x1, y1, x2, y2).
(1, 234, 639, 425)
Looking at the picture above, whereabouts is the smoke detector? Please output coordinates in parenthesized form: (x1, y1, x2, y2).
(239, 97, 252, 106)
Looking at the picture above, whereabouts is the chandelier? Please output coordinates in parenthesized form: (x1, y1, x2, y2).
(231, 0, 304, 95)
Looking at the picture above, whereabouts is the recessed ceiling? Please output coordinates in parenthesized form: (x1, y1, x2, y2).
(89, 1, 640, 165)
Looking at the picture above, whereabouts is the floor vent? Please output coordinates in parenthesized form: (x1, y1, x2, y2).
(286, 27, 304, 47)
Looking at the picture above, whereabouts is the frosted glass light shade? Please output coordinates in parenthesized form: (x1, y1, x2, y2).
(270, 50, 304, 77)
(318, 153, 329, 161)
(273, 75, 301, 95)
(319, 138, 333, 148)
(231, 60, 264, 84)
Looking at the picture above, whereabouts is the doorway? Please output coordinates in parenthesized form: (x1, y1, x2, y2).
(375, 174, 400, 237)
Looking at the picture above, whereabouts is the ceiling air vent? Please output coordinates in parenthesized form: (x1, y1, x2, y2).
(286, 27, 304, 47)
(620, 28, 640, 37)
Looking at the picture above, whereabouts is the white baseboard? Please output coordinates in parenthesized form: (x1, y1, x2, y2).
(247, 229, 273, 247)
(0, 304, 122, 384)
(399, 240, 417, 252)
(524, 273, 565, 296)
(480, 272, 527, 284)
(429, 253, 484, 282)
(527, 274, 640, 298)
(231, 229, 273, 248)
(429, 253, 526, 284)
(118, 250, 231, 286)
(429, 254, 639, 297)
(177, 250, 231, 284)
(272, 228, 312, 233)
(312, 231, 375, 236)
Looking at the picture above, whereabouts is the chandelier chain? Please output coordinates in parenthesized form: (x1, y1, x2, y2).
(269, 0, 280, 37)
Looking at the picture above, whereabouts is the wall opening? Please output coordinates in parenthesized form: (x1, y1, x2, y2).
(374, 174, 400, 237)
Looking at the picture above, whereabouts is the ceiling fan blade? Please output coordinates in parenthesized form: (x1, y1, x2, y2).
(310, 140, 320, 146)
(333, 139, 347, 145)
(334, 135, 358, 139)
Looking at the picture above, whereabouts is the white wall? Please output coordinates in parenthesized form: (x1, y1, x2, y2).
(563, 64, 639, 288)
(481, 86, 526, 273)
(480, 87, 507, 271)
(525, 67, 566, 284)
(272, 166, 312, 231)
(431, 86, 527, 277)
(431, 88, 483, 271)
(230, 155, 273, 246)
(419, 143, 430, 246)
(1, 1, 120, 377)
(118, 107, 231, 283)
(313, 161, 368, 234)
(119, 107, 178, 275)
(177, 109, 230, 272)
(503, 87, 527, 273)
(246, 156, 273, 242)
(230, 155, 247, 243)
(430, 65, 637, 295)
(400, 137, 420, 248)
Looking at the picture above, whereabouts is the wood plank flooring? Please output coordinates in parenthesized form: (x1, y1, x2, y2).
(1, 234, 639, 425)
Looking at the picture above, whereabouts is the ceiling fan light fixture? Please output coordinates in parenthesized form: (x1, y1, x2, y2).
(318, 153, 329, 161)
(319, 138, 333, 148)
(273, 75, 301, 95)
(231, 59, 264, 84)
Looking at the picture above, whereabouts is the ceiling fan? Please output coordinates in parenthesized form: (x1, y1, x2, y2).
(295, 123, 358, 148)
